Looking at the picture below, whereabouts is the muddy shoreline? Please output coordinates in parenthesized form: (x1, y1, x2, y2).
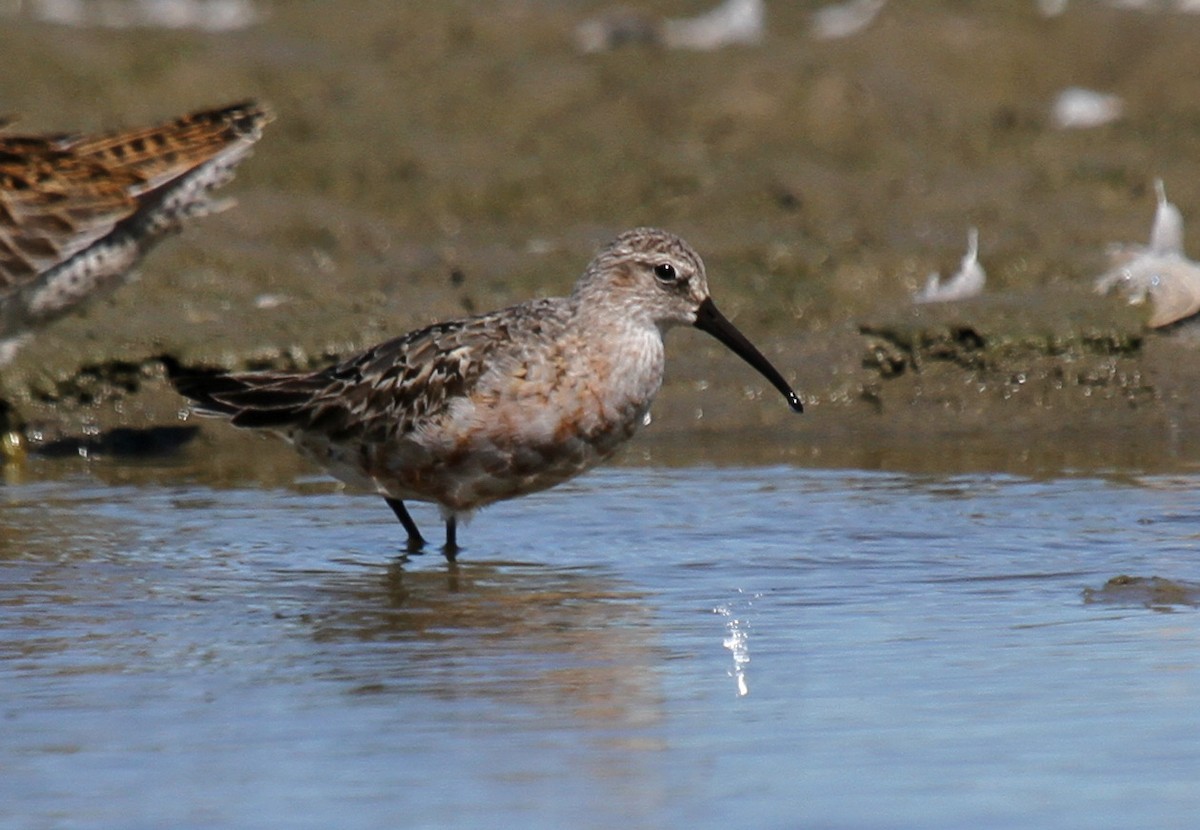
(4, 3, 1200, 474)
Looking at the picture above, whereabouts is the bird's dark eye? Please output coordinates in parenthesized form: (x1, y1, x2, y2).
(653, 263, 677, 282)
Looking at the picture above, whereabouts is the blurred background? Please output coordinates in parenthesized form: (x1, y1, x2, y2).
(4, 0, 1200, 466)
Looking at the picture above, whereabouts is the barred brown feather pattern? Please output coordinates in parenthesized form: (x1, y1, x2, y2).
(183, 298, 571, 446)
(0, 101, 271, 348)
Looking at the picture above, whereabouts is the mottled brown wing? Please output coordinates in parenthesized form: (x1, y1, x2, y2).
(306, 319, 502, 442)
(0, 101, 271, 292)
(0, 142, 141, 286)
(174, 305, 555, 441)
(66, 101, 270, 195)
(175, 323, 487, 436)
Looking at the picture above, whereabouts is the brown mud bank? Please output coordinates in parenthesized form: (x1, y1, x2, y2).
(12, 280, 1196, 479)
(4, 2, 1200, 476)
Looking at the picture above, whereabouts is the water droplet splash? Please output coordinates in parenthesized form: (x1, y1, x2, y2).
(714, 589, 759, 697)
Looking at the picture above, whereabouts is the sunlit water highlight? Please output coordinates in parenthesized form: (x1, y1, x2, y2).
(3, 464, 1200, 829)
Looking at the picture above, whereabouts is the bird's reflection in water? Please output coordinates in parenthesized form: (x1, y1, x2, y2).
(285, 552, 668, 738)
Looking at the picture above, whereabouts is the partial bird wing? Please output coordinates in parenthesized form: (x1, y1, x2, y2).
(174, 300, 567, 443)
(0, 100, 272, 294)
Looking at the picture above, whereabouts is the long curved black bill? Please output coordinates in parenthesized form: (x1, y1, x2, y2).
(693, 297, 803, 413)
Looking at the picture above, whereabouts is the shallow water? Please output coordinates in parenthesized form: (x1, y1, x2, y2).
(3, 458, 1200, 829)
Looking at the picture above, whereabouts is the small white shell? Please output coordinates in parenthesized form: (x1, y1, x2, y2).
(1144, 260, 1200, 327)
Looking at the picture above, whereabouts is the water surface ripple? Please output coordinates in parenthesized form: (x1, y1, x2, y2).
(2, 466, 1199, 829)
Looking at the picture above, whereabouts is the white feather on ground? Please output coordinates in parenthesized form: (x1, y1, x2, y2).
(577, 0, 763, 53)
(663, 0, 764, 50)
(1052, 87, 1124, 130)
(811, 0, 886, 40)
(914, 228, 986, 304)
(1095, 180, 1200, 328)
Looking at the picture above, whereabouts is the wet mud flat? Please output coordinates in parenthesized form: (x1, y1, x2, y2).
(3, 2, 1200, 474)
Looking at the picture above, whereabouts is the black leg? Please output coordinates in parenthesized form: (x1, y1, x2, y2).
(385, 498, 426, 552)
(443, 515, 459, 562)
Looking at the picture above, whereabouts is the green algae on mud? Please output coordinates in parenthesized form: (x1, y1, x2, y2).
(1084, 575, 1200, 612)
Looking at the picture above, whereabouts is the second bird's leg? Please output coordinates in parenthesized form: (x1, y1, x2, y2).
(385, 498, 426, 552)
(443, 516, 459, 563)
